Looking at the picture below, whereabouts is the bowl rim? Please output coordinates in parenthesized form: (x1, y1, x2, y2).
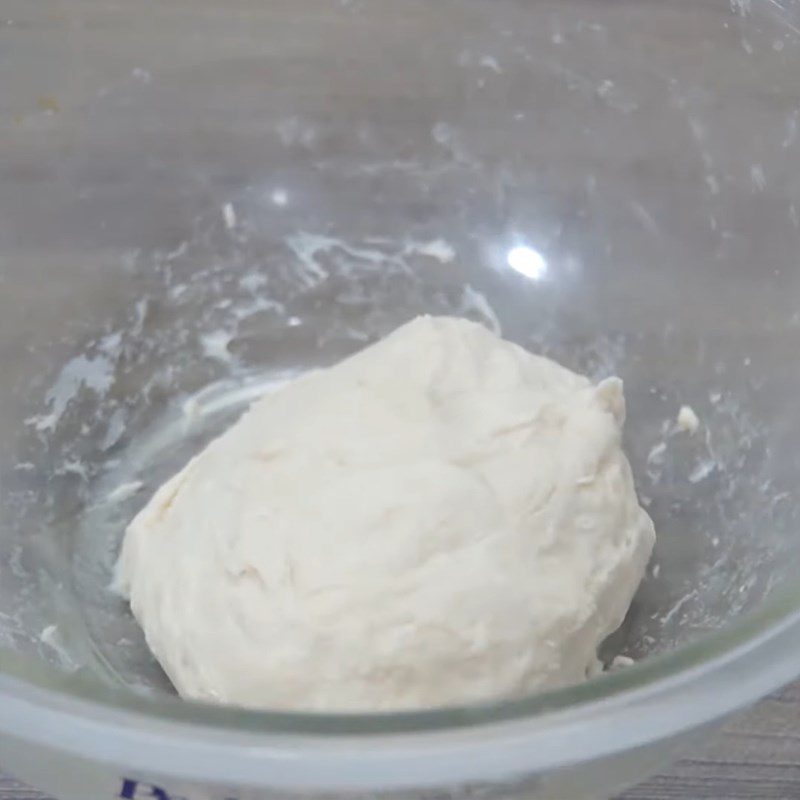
(1, 581, 799, 790)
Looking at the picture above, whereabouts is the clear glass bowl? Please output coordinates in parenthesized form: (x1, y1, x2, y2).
(2, 0, 800, 798)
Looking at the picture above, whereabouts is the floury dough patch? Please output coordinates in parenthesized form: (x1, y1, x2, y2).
(116, 316, 655, 712)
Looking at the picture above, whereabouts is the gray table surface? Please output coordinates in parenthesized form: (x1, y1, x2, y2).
(2, 685, 800, 800)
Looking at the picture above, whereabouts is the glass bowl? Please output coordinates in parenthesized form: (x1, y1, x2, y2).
(2, 0, 800, 798)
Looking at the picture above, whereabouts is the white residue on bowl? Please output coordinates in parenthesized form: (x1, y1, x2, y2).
(705, 174, 721, 196)
(661, 590, 699, 626)
(629, 201, 660, 236)
(609, 655, 636, 671)
(478, 55, 502, 74)
(131, 67, 152, 84)
(231, 296, 285, 322)
(647, 441, 667, 465)
(750, 164, 767, 192)
(688, 459, 716, 484)
(25, 332, 121, 433)
(285, 232, 336, 287)
(104, 481, 144, 505)
(238, 271, 268, 293)
(39, 625, 80, 672)
(285, 231, 460, 291)
(271, 188, 289, 207)
(651, 563, 661, 579)
(677, 404, 701, 434)
(54, 459, 90, 481)
(101, 407, 128, 451)
(222, 202, 237, 230)
(405, 238, 456, 264)
(275, 116, 317, 148)
(200, 330, 235, 364)
(460, 285, 502, 336)
(179, 373, 300, 426)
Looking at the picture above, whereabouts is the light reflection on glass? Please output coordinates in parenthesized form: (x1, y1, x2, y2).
(507, 245, 548, 280)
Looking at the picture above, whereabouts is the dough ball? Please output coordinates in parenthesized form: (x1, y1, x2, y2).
(116, 316, 655, 711)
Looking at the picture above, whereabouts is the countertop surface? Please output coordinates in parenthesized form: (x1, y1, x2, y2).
(620, 683, 800, 799)
(3, 685, 800, 800)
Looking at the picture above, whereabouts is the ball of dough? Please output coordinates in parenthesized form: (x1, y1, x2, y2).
(116, 316, 655, 711)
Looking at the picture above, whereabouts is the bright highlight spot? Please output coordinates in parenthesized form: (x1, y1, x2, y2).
(506, 245, 548, 280)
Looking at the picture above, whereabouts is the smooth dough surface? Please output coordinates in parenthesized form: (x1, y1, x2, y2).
(116, 316, 655, 711)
